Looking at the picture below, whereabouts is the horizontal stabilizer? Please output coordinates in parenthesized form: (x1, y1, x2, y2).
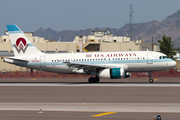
(5, 57, 29, 62)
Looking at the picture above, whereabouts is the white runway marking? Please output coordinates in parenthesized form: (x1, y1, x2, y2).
(0, 83, 180, 87)
(0, 103, 180, 113)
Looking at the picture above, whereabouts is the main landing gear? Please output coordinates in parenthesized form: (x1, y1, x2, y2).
(88, 71, 100, 83)
(88, 77, 100, 83)
(148, 72, 153, 83)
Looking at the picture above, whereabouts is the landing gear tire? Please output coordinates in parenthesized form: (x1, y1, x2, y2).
(94, 77, 99, 83)
(88, 77, 94, 83)
(88, 77, 100, 83)
(149, 79, 153, 83)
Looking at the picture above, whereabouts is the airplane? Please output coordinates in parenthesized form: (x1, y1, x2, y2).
(4, 24, 176, 83)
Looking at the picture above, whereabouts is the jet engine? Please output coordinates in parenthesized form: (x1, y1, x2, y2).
(98, 68, 125, 79)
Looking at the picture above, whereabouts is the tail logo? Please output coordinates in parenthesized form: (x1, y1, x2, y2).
(14, 38, 29, 53)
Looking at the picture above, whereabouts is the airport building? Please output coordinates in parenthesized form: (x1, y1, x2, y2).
(1, 30, 177, 72)
(74, 31, 159, 52)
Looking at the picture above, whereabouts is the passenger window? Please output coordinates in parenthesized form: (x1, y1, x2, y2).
(52, 60, 53, 62)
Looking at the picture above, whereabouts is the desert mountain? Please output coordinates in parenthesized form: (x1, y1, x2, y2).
(34, 9, 180, 47)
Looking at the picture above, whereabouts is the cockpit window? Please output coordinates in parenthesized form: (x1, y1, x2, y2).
(159, 56, 168, 59)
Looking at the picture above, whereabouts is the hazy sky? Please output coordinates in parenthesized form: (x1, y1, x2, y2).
(0, 0, 180, 35)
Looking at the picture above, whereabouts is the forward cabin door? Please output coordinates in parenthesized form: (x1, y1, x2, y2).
(147, 53, 153, 64)
(40, 56, 46, 67)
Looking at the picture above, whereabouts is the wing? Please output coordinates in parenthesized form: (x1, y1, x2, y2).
(64, 62, 128, 74)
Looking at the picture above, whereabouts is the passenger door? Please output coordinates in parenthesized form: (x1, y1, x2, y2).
(40, 56, 46, 67)
(147, 53, 153, 64)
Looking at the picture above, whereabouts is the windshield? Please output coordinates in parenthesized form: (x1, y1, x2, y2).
(159, 56, 168, 59)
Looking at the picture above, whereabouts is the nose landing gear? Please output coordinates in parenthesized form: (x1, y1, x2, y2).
(148, 72, 154, 83)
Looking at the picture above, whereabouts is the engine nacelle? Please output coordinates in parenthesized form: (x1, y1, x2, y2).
(124, 72, 131, 78)
(98, 68, 125, 79)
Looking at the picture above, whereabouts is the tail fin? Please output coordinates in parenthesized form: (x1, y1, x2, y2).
(6, 24, 43, 56)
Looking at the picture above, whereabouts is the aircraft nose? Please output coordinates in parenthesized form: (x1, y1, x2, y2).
(171, 61, 177, 67)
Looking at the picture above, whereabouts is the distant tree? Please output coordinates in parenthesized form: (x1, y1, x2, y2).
(158, 35, 176, 59)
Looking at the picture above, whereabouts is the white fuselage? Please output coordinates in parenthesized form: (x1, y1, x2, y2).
(9, 51, 176, 74)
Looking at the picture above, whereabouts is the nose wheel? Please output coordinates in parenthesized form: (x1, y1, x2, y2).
(148, 72, 154, 83)
(149, 78, 153, 83)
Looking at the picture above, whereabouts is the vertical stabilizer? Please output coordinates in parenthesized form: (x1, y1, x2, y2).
(6, 24, 43, 56)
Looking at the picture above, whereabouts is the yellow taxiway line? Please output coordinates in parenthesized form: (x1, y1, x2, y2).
(31, 78, 37, 80)
(92, 112, 117, 117)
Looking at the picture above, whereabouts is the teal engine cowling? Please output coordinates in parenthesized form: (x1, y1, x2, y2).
(98, 68, 125, 79)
